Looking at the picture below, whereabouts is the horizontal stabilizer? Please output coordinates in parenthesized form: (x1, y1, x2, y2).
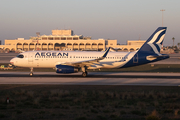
(146, 55, 169, 61)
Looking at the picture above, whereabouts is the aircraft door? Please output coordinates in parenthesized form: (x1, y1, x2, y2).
(133, 54, 138, 63)
(28, 53, 33, 62)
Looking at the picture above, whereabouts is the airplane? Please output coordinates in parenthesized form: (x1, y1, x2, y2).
(10, 27, 169, 77)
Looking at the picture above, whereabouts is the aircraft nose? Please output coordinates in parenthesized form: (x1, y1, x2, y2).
(10, 58, 15, 65)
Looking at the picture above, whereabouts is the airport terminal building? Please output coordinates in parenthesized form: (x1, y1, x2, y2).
(0, 29, 145, 52)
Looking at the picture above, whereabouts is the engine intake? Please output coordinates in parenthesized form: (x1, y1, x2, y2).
(56, 65, 78, 73)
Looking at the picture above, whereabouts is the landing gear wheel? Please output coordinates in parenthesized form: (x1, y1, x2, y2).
(29, 72, 33, 76)
(82, 71, 87, 77)
(30, 67, 33, 76)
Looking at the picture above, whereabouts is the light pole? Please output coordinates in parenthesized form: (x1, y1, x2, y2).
(172, 37, 175, 47)
(160, 9, 165, 27)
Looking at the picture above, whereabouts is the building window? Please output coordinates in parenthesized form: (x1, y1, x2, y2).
(42, 37, 47, 40)
(48, 37, 53, 40)
(55, 37, 60, 40)
(61, 37, 66, 40)
(67, 37, 72, 40)
(73, 37, 78, 40)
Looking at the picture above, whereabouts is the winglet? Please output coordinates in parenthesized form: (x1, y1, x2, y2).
(95, 47, 110, 61)
(102, 47, 110, 58)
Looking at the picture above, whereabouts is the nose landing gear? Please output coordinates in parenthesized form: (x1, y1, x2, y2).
(30, 67, 33, 76)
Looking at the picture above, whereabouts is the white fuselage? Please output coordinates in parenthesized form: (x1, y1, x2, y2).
(10, 51, 136, 69)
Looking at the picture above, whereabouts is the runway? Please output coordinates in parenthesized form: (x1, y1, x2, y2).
(0, 72, 180, 86)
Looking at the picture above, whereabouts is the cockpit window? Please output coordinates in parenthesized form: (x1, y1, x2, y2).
(17, 54, 24, 58)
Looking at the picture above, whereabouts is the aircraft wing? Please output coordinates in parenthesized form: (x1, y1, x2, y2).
(62, 47, 110, 67)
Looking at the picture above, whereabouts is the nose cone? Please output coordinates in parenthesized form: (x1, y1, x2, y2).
(10, 58, 15, 65)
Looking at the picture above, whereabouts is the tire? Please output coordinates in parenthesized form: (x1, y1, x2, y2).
(29, 72, 33, 76)
(82, 72, 87, 77)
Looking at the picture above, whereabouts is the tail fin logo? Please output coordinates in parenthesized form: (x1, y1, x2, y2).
(147, 29, 166, 55)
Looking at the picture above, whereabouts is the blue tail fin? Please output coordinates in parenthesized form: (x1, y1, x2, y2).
(121, 27, 168, 68)
(138, 27, 167, 55)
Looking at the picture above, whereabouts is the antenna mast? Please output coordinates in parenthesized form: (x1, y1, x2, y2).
(160, 9, 165, 27)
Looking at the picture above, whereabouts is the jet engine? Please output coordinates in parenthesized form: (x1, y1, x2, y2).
(56, 65, 78, 73)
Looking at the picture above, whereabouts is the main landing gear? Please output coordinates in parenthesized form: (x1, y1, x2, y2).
(30, 67, 33, 76)
(82, 71, 87, 77)
(81, 66, 88, 77)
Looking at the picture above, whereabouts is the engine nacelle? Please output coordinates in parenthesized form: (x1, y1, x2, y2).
(56, 65, 78, 73)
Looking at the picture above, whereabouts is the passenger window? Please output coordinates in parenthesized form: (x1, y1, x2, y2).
(16, 54, 24, 58)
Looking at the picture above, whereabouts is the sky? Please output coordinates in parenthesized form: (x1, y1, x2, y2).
(0, 0, 180, 46)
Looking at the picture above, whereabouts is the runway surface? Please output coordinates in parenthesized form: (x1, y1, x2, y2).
(0, 72, 180, 86)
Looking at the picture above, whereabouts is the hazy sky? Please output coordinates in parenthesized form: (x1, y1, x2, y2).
(0, 0, 180, 46)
